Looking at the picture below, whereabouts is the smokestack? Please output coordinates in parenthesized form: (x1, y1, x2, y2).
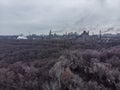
(100, 30, 102, 39)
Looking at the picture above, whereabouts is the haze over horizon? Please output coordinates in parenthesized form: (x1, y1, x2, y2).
(0, 0, 120, 35)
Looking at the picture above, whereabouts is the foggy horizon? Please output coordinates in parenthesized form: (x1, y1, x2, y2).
(0, 0, 120, 35)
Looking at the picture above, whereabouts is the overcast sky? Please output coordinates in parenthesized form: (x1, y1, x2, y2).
(0, 0, 120, 35)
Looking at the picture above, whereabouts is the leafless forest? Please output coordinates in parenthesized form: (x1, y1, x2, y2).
(0, 38, 120, 90)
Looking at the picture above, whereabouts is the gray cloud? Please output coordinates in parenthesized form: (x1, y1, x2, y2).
(0, 0, 120, 35)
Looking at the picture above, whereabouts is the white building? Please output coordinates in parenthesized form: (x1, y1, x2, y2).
(17, 35, 28, 40)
